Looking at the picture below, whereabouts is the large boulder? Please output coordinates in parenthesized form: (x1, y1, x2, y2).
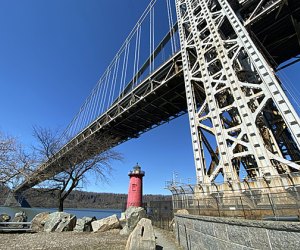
(44, 212, 77, 232)
(74, 216, 96, 232)
(0, 213, 11, 222)
(125, 218, 156, 250)
(120, 206, 146, 235)
(31, 212, 50, 232)
(92, 214, 121, 232)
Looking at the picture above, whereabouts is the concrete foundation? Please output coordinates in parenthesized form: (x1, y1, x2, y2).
(174, 214, 300, 250)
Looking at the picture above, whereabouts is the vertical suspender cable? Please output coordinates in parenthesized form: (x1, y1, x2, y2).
(96, 80, 105, 118)
(107, 61, 117, 108)
(83, 97, 93, 129)
(119, 42, 129, 99)
(122, 42, 130, 92)
(78, 102, 87, 133)
(91, 81, 102, 122)
(133, 28, 139, 90)
(73, 109, 84, 138)
(135, 25, 141, 87)
(108, 56, 120, 106)
(149, 7, 152, 74)
(111, 56, 120, 104)
(152, 7, 155, 72)
(105, 69, 113, 110)
(168, 0, 177, 52)
(99, 71, 110, 115)
(86, 90, 96, 126)
(166, 0, 174, 55)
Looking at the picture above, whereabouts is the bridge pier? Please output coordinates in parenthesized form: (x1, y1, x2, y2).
(4, 192, 31, 208)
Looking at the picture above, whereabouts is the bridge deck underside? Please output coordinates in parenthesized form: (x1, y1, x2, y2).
(18, 53, 188, 192)
(240, 0, 300, 66)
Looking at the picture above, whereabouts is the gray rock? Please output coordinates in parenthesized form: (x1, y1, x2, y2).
(125, 218, 156, 250)
(119, 218, 127, 229)
(44, 212, 77, 232)
(31, 212, 50, 232)
(120, 206, 146, 235)
(10, 211, 27, 228)
(74, 216, 96, 232)
(0, 213, 11, 222)
(92, 214, 121, 232)
(13, 211, 27, 222)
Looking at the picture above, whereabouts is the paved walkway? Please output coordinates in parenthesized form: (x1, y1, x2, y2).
(154, 227, 183, 250)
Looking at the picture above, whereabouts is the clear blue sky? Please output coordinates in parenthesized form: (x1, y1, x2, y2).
(0, 0, 299, 195)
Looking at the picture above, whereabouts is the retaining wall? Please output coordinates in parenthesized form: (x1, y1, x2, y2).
(174, 214, 300, 250)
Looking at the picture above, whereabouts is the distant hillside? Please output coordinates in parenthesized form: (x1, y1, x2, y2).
(0, 187, 171, 209)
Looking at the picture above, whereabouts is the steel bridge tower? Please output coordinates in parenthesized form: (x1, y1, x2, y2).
(175, 0, 300, 193)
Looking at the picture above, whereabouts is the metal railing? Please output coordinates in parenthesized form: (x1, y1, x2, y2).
(0, 222, 32, 232)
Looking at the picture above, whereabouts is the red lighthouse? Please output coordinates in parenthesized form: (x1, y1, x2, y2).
(126, 164, 145, 208)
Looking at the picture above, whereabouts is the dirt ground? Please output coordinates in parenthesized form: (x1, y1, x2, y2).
(0, 229, 127, 250)
(0, 228, 182, 250)
(154, 227, 183, 250)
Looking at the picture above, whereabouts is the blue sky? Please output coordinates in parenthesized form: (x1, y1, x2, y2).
(0, 0, 300, 195)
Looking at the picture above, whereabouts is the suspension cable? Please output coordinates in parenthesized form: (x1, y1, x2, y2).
(166, 0, 174, 54)
(135, 25, 142, 86)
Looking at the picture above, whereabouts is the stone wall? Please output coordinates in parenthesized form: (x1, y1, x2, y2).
(174, 214, 300, 250)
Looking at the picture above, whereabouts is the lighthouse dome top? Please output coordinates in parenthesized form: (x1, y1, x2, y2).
(128, 163, 145, 176)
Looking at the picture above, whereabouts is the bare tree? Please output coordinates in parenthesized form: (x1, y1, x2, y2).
(33, 126, 122, 211)
(0, 132, 34, 188)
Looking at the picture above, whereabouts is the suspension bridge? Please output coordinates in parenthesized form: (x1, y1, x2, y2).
(12, 0, 300, 207)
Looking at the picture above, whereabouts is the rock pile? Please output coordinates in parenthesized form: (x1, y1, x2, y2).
(2, 207, 159, 249)
(16, 206, 152, 240)
(31, 211, 122, 233)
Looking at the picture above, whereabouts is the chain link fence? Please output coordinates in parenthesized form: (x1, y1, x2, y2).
(170, 187, 300, 220)
(146, 200, 174, 230)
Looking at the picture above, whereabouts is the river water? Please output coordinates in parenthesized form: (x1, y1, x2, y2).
(0, 206, 122, 221)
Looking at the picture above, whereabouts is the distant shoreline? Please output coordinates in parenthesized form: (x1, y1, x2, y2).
(0, 187, 171, 209)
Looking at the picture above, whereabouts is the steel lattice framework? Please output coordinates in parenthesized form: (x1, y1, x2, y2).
(176, 0, 300, 191)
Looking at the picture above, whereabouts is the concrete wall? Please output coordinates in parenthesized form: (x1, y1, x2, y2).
(174, 214, 300, 250)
